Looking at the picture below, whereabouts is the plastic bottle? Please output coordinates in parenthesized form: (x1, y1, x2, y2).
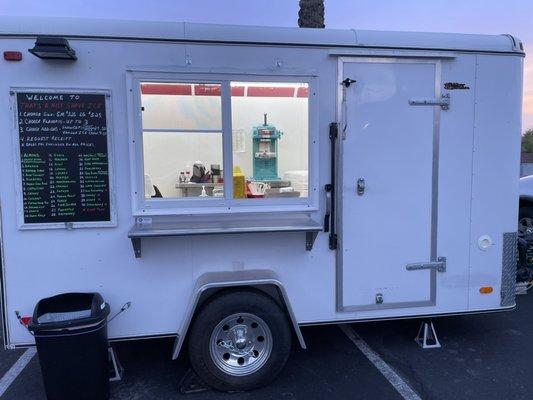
(233, 166, 246, 199)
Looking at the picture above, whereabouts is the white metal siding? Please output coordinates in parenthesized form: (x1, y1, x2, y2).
(0, 33, 523, 345)
(468, 55, 523, 310)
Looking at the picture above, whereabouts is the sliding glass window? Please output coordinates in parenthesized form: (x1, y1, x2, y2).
(140, 82, 224, 199)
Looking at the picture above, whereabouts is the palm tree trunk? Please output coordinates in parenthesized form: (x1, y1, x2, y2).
(298, 0, 325, 28)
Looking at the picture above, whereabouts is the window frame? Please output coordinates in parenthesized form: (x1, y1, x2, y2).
(127, 70, 319, 216)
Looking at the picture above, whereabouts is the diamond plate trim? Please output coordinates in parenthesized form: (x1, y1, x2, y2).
(501, 232, 517, 307)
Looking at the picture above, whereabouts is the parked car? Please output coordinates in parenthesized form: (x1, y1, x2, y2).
(517, 176, 533, 284)
(519, 175, 533, 235)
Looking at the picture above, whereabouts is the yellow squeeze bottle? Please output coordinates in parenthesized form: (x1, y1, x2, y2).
(233, 166, 246, 199)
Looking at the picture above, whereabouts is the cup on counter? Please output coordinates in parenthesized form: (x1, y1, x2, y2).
(248, 181, 270, 196)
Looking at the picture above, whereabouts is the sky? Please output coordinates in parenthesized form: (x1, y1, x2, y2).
(1, 0, 531, 131)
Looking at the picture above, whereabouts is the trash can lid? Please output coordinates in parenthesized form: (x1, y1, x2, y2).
(28, 292, 110, 332)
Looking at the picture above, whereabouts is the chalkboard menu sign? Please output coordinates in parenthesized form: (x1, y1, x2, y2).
(15, 91, 113, 226)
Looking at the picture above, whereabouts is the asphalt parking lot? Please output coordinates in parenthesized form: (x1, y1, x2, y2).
(1, 293, 532, 400)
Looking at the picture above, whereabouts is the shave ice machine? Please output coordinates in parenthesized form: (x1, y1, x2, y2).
(252, 114, 283, 181)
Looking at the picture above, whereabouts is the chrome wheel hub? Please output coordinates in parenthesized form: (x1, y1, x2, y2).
(209, 313, 272, 376)
(231, 325, 248, 349)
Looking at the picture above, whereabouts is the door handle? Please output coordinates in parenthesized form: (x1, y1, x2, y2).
(356, 178, 365, 196)
(409, 93, 450, 110)
(327, 123, 338, 250)
(406, 257, 447, 273)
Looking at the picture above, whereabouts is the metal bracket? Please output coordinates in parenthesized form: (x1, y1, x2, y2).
(131, 237, 141, 258)
(306, 231, 318, 251)
(409, 93, 450, 110)
(406, 256, 446, 272)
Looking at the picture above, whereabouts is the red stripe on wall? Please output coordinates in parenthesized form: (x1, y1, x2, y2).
(296, 87, 309, 98)
(247, 86, 295, 97)
(141, 83, 308, 98)
(141, 83, 192, 95)
(193, 84, 221, 96)
(231, 86, 245, 96)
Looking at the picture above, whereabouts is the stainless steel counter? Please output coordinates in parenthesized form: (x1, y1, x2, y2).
(128, 215, 322, 257)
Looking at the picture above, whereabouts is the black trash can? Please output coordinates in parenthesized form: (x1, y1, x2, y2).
(28, 293, 111, 400)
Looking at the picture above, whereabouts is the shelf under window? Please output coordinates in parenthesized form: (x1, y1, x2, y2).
(128, 215, 322, 258)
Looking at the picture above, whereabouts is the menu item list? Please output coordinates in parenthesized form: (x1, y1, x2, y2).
(17, 92, 111, 224)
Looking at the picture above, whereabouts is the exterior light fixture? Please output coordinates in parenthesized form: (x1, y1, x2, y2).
(28, 37, 77, 60)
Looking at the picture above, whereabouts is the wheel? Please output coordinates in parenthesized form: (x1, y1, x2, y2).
(519, 206, 533, 236)
(187, 290, 292, 391)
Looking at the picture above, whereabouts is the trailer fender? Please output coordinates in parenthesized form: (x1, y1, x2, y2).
(171, 269, 306, 360)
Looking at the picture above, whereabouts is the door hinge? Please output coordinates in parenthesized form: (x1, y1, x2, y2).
(329, 234, 337, 250)
(406, 257, 446, 272)
(409, 93, 450, 110)
(329, 122, 338, 139)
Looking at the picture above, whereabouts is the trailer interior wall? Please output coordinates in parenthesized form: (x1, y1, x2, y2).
(0, 19, 523, 347)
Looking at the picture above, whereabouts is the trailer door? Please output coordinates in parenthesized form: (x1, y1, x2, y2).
(338, 58, 443, 312)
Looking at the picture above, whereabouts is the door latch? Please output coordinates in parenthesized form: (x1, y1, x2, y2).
(341, 78, 357, 88)
(406, 257, 447, 273)
(356, 178, 365, 196)
(409, 93, 450, 110)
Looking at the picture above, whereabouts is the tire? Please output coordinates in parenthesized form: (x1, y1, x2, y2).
(519, 206, 533, 235)
(187, 290, 292, 391)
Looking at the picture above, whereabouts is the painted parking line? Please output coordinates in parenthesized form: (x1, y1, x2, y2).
(0, 347, 37, 397)
(339, 324, 421, 400)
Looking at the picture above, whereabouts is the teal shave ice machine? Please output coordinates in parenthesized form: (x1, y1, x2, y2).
(252, 114, 283, 180)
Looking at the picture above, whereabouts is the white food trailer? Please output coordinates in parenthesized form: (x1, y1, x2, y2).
(0, 17, 524, 390)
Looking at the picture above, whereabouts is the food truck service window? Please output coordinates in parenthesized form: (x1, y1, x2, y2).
(130, 74, 316, 215)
